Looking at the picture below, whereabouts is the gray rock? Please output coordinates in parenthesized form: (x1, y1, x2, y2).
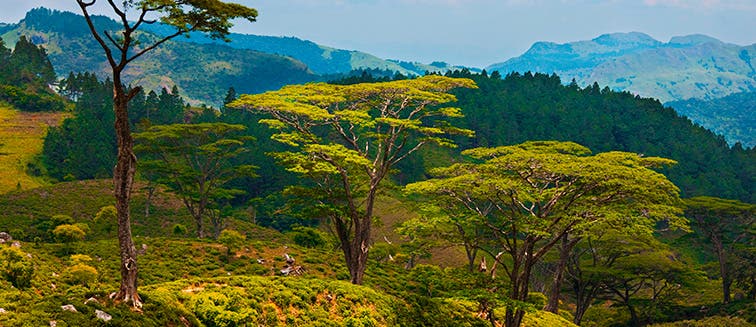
(95, 309, 112, 322)
(0, 232, 11, 242)
(61, 304, 78, 313)
(0, 308, 7, 314)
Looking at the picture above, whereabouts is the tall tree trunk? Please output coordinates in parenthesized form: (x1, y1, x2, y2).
(713, 237, 730, 303)
(144, 185, 154, 218)
(627, 303, 640, 327)
(111, 83, 141, 308)
(505, 245, 535, 327)
(546, 235, 579, 312)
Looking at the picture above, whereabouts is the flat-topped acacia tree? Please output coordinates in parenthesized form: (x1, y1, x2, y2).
(405, 141, 686, 327)
(74, 0, 257, 308)
(230, 76, 477, 284)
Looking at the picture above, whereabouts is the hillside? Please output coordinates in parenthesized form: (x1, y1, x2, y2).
(1, 8, 318, 105)
(142, 23, 470, 76)
(0, 103, 65, 193)
(0, 180, 576, 327)
(445, 71, 755, 203)
(487, 32, 756, 103)
(0, 8, 471, 106)
(666, 91, 756, 148)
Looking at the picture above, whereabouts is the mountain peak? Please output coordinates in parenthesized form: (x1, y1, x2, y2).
(591, 32, 661, 47)
(668, 34, 723, 46)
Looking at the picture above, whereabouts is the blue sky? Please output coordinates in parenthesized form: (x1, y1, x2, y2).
(1, 0, 755, 67)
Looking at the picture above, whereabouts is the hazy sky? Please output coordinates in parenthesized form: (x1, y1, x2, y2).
(1, 0, 755, 68)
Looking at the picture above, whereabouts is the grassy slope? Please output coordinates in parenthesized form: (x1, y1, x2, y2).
(0, 103, 66, 193)
(0, 180, 577, 326)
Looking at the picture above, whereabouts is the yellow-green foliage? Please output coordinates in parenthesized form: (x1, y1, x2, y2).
(218, 229, 246, 255)
(144, 275, 400, 327)
(52, 224, 86, 243)
(63, 263, 98, 286)
(0, 245, 34, 289)
(648, 316, 754, 327)
(0, 104, 66, 193)
(521, 310, 578, 327)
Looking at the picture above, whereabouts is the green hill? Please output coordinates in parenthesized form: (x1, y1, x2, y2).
(666, 91, 756, 148)
(141, 22, 471, 76)
(444, 71, 755, 203)
(487, 32, 756, 103)
(1, 8, 318, 106)
(0, 180, 576, 327)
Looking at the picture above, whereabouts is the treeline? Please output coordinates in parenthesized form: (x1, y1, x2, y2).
(442, 70, 755, 203)
(40, 69, 755, 203)
(0, 36, 64, 111)
(42, 77, 296, 206)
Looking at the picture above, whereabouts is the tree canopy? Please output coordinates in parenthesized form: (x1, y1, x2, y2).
(229, 75, 476, 284)
(405, 141, 686, 327)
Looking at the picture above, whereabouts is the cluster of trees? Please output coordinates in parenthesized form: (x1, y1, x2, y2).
(25, 1, 753, 323)
(444, 70, 755, 203)
(0, 36, 64, 111)
(38, 65, 755, 325)
(42, 73, 185, 181)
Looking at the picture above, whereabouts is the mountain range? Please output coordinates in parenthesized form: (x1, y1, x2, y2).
(0, 8, 469, 105)
(1, 9, 753, 148)
(487, 32, 756, 103)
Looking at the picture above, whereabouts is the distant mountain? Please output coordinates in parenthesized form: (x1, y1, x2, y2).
(0, 8, 317, 105)
(141, 24, 469, 76)
(487, 32, 756, 103)
(667, 91, 756, 148)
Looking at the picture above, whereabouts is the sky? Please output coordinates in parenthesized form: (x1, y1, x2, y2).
(1, 0, 755, 68)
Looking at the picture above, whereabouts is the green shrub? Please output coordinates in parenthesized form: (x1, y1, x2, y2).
(173, 223, 188, 235)
(526, 292, 548, 308)
(63, 263, 98, 286)
(0, 246, 34, 289)
(649, 316, 752, 327)
(51, 214, 75, 227)
(93, 205, 117, 234)
(218, 229, 246, 257)
(290, 226, 328, 248)
(52, 224, 86, 243)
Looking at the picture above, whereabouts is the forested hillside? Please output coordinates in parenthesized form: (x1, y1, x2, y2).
(142, 23, 469, 76)
(445, 71, 754, 203)
(667, 91, 756, 148)
(1, 8, 317, 105)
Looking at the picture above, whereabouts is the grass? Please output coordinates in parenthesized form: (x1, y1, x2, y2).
(0, 103, 67, 194)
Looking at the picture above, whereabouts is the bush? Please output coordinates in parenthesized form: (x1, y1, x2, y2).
(0, 246, 34, 288)
(50, 214, 74, 227)
(52, 224, 86, 243)
(218, 229, 246, 256)
(649, 316, 752, 327)
(63, 263, 98, 286)
(0, 84, 66, 112)
(173, 223, 188, 236)
(290, 226, 328, 249)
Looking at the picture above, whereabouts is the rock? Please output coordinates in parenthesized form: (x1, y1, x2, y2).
(49, 321, 57, 327)
(84, 297, 99, 305)
(0, 232, 11, 243)
(136, 243, 148, 255)
(0, 308, 7, 314)
(61, 304, 78, 313)
(11, 241, 21, 248)
(95, 310, 112, 322)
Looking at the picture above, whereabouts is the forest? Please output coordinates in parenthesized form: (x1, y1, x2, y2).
(0, 2, 754, 327)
